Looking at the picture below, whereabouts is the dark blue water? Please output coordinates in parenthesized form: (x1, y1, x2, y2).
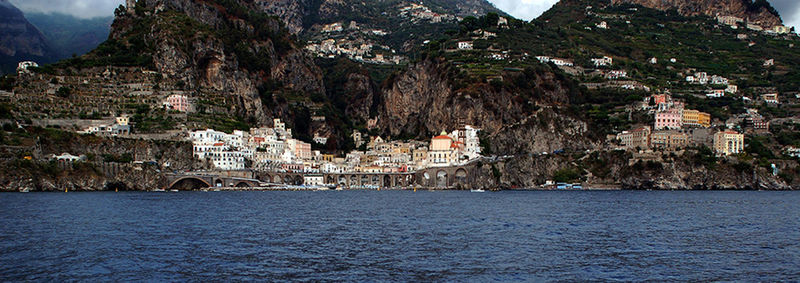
(1, 191, 799, 281)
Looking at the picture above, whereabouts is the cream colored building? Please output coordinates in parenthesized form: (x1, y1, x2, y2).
(713, 130, 744, 156)
(651, 131, 690, 150)
(617, 126, 651, 150)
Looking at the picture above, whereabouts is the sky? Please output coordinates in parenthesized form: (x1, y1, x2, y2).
(6, 0, 800, 30)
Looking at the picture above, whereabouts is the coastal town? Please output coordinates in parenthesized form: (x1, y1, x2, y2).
(1, 0, 798, 192)
(187, 119, 482, 174)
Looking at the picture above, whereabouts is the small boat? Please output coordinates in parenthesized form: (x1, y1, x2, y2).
(470, 189, 486, 193)
(170, 189, 179, 192)
(153, 188, 166, 192)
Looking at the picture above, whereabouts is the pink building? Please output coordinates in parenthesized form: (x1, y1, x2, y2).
(654, 110, 682, 130)
(164, 95, 190, 112)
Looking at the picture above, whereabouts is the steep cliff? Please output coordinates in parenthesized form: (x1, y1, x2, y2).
(379, 59, 593, 154)
(610, 0, 783, 27)
(0, 0, 53, 74)
(70, 0, 326, 126)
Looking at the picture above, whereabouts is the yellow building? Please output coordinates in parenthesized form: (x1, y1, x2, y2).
(713, 130, 744, 156)
(682, 110, 711, 128)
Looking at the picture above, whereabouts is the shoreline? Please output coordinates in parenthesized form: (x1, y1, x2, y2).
(7, 186, 799, 192)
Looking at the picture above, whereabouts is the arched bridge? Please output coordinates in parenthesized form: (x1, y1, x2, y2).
(164, 173, 260, 190)
(164, 163, 480, 190)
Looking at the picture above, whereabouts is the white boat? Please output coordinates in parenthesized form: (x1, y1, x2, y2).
(170, 189, 179, 192)
(470, 189, 486, 193)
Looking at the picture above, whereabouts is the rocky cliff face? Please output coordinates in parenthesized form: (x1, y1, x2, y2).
(379, 60, 593, 154)
(254, 0, 504, 35)
(106, 0, 324, 125)
(611, 0, 783, 27)
(0, 0, 52, 73)
(0, 131, 194, 192)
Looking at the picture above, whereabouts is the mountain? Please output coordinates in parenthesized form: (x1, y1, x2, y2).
(257, 0, 506, 35)
(2, 0, 798, 190)
(25, 13, 113, 60)
(0, 0, 52, 74)
(611, 0, 783, 27)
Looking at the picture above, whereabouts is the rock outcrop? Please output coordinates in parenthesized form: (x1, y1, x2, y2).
(611, 0, 783, 27)
(106, 0, 325, 125)
(379, 59, 592, 154)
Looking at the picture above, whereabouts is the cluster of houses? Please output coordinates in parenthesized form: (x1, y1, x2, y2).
(616, 126, 744, 156)
(190, 119, 483, 173)
(716, 15, 793, 36)
(78, 116, 131, 136)
(398, 3, 459, 23)
(617, 93, 748, 156)
(305, 38, 404, 64)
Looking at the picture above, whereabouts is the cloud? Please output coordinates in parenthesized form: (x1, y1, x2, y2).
(488, 0, 559, 21)
(9, 0, 123, 19)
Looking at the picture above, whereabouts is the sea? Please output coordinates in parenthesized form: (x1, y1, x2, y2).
(1, 190, 798, 281)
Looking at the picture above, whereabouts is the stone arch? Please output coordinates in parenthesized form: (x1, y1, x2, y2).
(169, 177, 211, 191)
(261, 175, 271, 183)
(214, 179, 224, 187)
(283, 176, 293, 184)
(350, 175, 358, 187)
(384, 175, 392, 188)
(272, 175, 281, 183)
(436, 170, 448, 188)
(327, 176, 336, 184)
(360, 175, 369, 186)
(235, 182, 250, 188)
(455, 168, 468, 187)
(294, 176, 304, 185)
(105, 181, 129, 191)
(372, 176, 380, 186)
(338, 176, 347, 185)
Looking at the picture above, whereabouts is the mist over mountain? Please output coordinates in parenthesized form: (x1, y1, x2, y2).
(0, 0, 52, 74)
(25, 13, 113, 59)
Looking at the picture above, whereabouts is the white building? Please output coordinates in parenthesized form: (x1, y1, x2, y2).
(17, 61, 38, 73)
(706, 90, 725, 98)
(304, 174, 325, 186)
(458, 41, 473, 50)
(605, 70, 627, 79)
(192, 141, 246, 170)
(591, 56, 613, 67)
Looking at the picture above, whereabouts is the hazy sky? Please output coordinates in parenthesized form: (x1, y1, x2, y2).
(7, 0, 800, 30)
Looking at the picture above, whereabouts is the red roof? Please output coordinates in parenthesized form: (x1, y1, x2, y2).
(433, 135, 452, 140)
(213, 142, 225, 146)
